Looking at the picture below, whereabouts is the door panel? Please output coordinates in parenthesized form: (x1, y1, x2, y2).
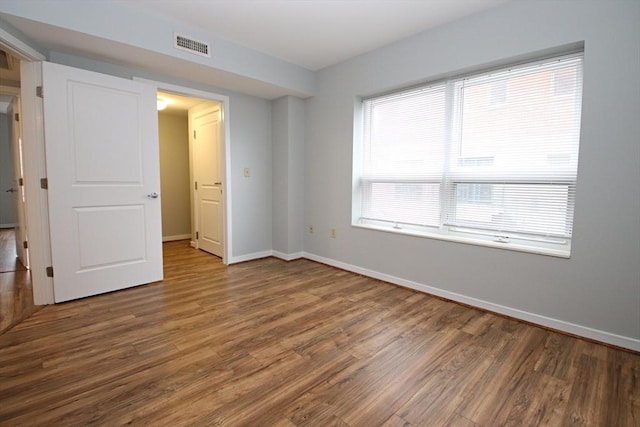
(192, 106, 223, 257)
(200, 198, 221, 251)
(70, 82, 143, 183)
(42, 61, 163, 302)
(75, 205, 146, 269)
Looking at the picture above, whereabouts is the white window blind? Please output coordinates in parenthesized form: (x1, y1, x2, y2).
(358, 53, 583, 253)
(362, 85, 446, 227)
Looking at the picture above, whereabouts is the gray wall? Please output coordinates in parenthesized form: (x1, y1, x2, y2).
(158, 112, 190, 239)
(272, 96, 304, 257)
(0, 113, 16, 227)
(230, 93, 273, 256)
(304, 0, 640, 342)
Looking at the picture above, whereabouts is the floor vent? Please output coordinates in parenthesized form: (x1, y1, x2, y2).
(174, 33, 210, 58)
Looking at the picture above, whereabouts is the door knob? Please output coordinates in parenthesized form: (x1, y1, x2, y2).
(147, 192, 159, 199)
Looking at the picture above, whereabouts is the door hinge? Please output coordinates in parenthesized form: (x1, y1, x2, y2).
(19, 178, 23, 186)
(196, 231, 199, 239)
(14, 112, 19, 121)
(36, 86, 44, 98)
(46, 266, 54, 278)
(40, 178, 48, 189)
(23, 241, 28, 249)
(194, 181, 198, 190)
(193, 130, 196, 139)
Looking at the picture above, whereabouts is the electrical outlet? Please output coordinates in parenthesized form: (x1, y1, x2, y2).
(331, 228, 336, 238)
(309, 224, 314, 234)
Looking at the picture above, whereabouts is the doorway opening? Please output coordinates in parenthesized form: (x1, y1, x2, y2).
(0, 46, 39, 331)
(0, 47, 29, 272)
(155, 87, 230, 262)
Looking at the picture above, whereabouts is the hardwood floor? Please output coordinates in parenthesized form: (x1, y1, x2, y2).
(0, 240, 638, 426)
(0, 228, 38, 335)
(0, 228, 26, 273)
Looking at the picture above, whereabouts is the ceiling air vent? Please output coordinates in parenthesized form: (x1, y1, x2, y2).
(174, 33, 210, 58)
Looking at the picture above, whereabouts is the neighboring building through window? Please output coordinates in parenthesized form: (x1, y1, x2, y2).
(354, 52, 584, 257)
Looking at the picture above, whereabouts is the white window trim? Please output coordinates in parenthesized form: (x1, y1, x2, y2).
(353, 220, 571, 258)
(352, 52, 583, 258)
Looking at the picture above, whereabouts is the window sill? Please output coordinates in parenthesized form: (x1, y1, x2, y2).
(352, 221, 571, 258)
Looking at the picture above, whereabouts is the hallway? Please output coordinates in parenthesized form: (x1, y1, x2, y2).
(0, 228, 38, 334)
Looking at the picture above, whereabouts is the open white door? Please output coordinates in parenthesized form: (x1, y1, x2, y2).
(191, 105, 223, 257)
(9, 97, 28, 268)
(41, 62, 163, 302)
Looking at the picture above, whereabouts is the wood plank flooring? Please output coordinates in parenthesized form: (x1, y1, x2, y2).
(1, 240, 638, 426)
(0, 228, 26, 273)
(0, 228, 38, 335)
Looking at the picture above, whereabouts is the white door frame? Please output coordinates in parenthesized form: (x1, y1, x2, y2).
(136, 78, 232, 265)
(8, 95, 29, 268)
(0, 26, 45, 61)
(1, 27, 54, 304)
(21, 62, 54, 304)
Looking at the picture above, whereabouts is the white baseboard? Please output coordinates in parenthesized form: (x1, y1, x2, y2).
(228, 250, 274, 264)
(230, 250, 305, 264)
(162, 234, 191, 242)
(302, 252, 640, 352)
(272, 251, 304, 261)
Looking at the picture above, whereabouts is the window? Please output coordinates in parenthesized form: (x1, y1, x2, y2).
(488, 79, 508, 106)
(355, 53, 583, 257)
(552, 66, 578, 96)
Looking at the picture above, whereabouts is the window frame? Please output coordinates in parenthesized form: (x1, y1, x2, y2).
(353, 52, 584, 258)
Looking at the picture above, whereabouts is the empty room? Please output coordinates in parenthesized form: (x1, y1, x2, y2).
(0, 0, 638, 425)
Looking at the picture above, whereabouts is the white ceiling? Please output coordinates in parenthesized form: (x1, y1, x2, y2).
(121, 0, 510, 71)
(0, 0, 511, 100)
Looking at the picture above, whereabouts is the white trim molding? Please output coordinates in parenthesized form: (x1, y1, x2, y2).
(272, 251, 304, 261)
(228, 250, 274, 264)
(20, 61, 55, 305)
(0, 26, 46, 61)
(162, 234, 192, 242)
(230, 250, 304, 263)
(301, 252, 640, 352)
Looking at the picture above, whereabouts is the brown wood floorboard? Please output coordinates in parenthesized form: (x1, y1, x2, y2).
(0, 239, 638, 426)
(0, 228, 38, 334)
(0, 228, 26, 273)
